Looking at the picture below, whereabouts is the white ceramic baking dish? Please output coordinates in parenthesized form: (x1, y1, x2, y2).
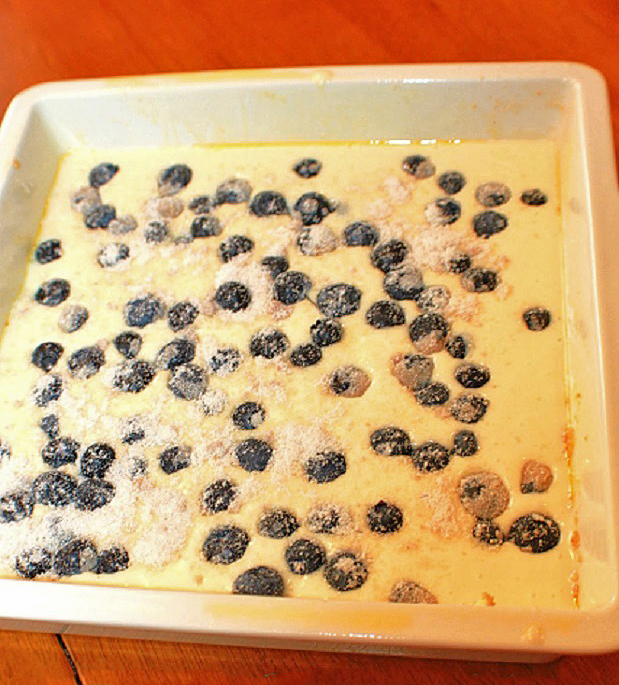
(0, 62, 617, 662)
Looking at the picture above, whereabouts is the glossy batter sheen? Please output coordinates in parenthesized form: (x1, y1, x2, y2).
(0, 141, 576, 608)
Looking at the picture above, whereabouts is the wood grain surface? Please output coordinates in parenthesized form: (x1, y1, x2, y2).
(0, 0, 618, 683)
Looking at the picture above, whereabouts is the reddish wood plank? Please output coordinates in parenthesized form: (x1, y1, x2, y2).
(0, 630, 76, 685)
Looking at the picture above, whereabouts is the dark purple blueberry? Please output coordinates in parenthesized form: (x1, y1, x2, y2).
(236, 438, 273, 472)
(124, 295, 165, 328)
(391, 353, 433, 391)
(144, 220, 169, 244)
(293, 158, 322, 179)
(523, 307, 551, 331)
(344, 221, 379, 247)
(472, 211, 508, 239)
(461, 268, 499, 293)
(58, 304, 89, 333)
(414, 382, 450, 406)
(367, 501, 403, 533)
(411, 441, 451, 473)
(32, 374, 63, 407)
(215, 281, 252, 312)
(158, 164, 192, 196)
(249, 328, 289, 359)
(232, 401, 265, 430)
(370, 427, 413, 456)
(306, 505, 349, 534)
(448, 253, 471, 274)
(214, 178, 252, 205)
(383, 264, 424, 301)
(35, 279, 70, 306)
(201, 479, 238, 514)
(475, 182, 511, 208)
(96, 546, 130, 574)
(273, 270, 312, 305)
(521, 189, 548, 206)
(437, 170, 466, 195)
(452, 430, 479, 457)
(209, 347, 242, 375)
(389, 581, 438, 604)
(409, 313, 450, 353)
(310, 318, 342, 347)
(218, 235, 254, 263)
(290, 343, 322, 367)
(31, 342, 63, 372)
(285, 539, 326, 575)
(402, 155, 435, 179)
(370, 239, 408, 273)
(455, 362, 490, 389)
(168, 363, 207, 400)
(507, 513, 560, 553)
(39, 414, 59, 439)
(426, 197, 461, 225)
(249, 191, 289, 217)
(316, 283, 361, 317)
(113, 360, 156, 393)
(233, 566, 284, 596)
(188, 195, 213, 214)
(304, 451, 346, 483)
(84, 204, 116, 229)
(32, 471, 77, 507)
(156, 339, 195, 370)
(114, 331, 142, 359)
(202, 525, 250, 564)
(67, 346, 105, 379)
(73, 479, 115, 511)
(15, 547, 52, 578)
(261, 255, 289, 278)
(451, 394, 489, 424)
(297, 225, 338, 256)
(122, 419, 146, 445)
(159, 445, 191, 474)
(42, 437, 79, 468)
(97, 242, 129, 268)
(89, 162, 119, 188)
(80, 443, 115, 479)
(0, 489, 33, 523)
(324, 552, 368, 592)
(190, 215, 222, 238)
(445, 334, 469, 359)
(167, 301, 198, 332)
(257, 509, 299, 539)
(473, 520, 504, 547)
(416, 286, 450, 313)
(293, 192, 335, 226)
(365, 300, 405, 328)
(53, 538, 98, 576)
(34, 239, 62, 264)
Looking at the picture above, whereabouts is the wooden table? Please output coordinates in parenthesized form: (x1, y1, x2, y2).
(1, 0, 618, 682)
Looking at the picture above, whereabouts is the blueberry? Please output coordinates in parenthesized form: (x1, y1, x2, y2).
(327, 365, 371, 397)
(35, 279, 70, 306)
(0, 489, 33, 523)
(58, 304, 89, 333)
(39, 414, 59, 439)
(42, 437, 79, 468)
(472, 211, 508, 239)
(293, 192, 334, 226)
(383, 264, 424, 301)
(97, 242, 129, 268)
(113, 360, 156, 393)
(426, 197, 461, 225)
(188, 195, 213, 214)
(402, 155, 435, 179)
(306, 505, 351, 534)
(409, 313, 450, 354)
(209, 347, 242, 375)
(97, 546, 130, 574)
(445, 334, 468, 359)
(390, 353, 433, 391)
(219, 235, 254, 263)
(523, 307, 551, 331)
(285, 539, 326, 575)
(370, 239, 408, 273)
(53, 539, 98, 576)
(475, 182, 511, 208)
(461, 267, 499, 293)
(32, 471, 77, 507)
(236, 438, 273, 472)
(249, 328, 289, 359)
(158, 445, 191, 475)
(452, 430, 479, 457)
(80, 443, 115, 479)
(316, 283, 361, 317)
(411, 441, 451, 473)
(389, 580, 438, 604)
(72, 479, 115, 511)
(233, 566, 284, 596)
(249, 191, 289, 217)
(343, 221, 379, 247)
(521, 189, 548, 206)
(34, 239, 62, 264)
(310, 318, 342, 347)
(31, 342, 63, 372)
(15, 547, 52, 578)
(365, 300, 405, 328)
(448, 253, 471, 274)
(450, 393, 489, 423)
(201, 479, 238, 514)
(167, 301, 198, 332)
(88, 162, 119, 188)
(261, 255, 289, 278)
(455, 362, 490, 389)
(156, 339, 195, 370)
(202, 525, 250, 564)
(158, 164, 192, 196)
(437, 170, 466, 195)
(507, 513, 561, 553)
(521, 460, 554, 494)
(290, 343, 322, 367)
(370, 427, 412, 456)
(124, 295, 165, 328)
(257, 509, 300, 539)
(304, 451, 346, 483)
(84, 204, 116, 229)
(232, 401, 265, 430)
(121, 418, 146, 445)
(414, 382, 450, 407)
(144, 220, 169, 244)
(473, 520, 504, 547)
(273, 270, 312, 305)
(214, 178, 252, 204)
(367, 501, 403, 533)
(71, 186, 101, 214)
(215, 282, 252, 312)
(113, 331, 142, 359)
(297, 225, 338, 256)
(32, 374, 63, 407)
(324, 552, 368, 592)
(67, 346, 105, 379)
(109, 214, 138, 235)
(293, 158, 322, 178)
(168, 363, 207, 400)
(416, 286, 450, 313)
(459, 471, 509, 519)
(190, 215, 222, 238)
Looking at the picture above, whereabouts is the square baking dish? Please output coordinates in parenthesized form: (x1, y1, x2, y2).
(0, 62, 617, 662)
